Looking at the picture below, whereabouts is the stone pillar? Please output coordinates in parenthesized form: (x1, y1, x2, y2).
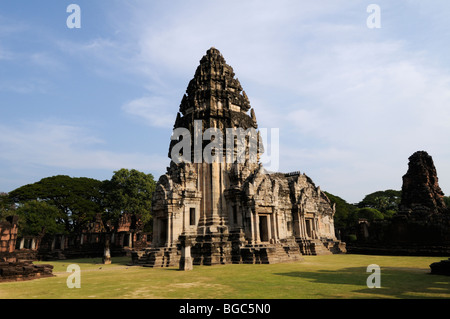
(103, 235, 112, 265)
(266, 215, 272, 242)
(19, 238, 24, 249)
(153, 217, 159, 247)
(60, 235, 65, 250)
(272, 211, 279, 242)
(129, 233, 133, 248)
(249, 208, 255, 245)
(31, 238, 36, 250)
(167, 213, 173, 247)
(301, 217, 307, 239)
(179, 236, 193, 271)
(255, 212, 260, 243)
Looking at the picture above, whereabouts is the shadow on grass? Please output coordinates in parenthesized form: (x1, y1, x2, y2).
(274, 267, 450, 299)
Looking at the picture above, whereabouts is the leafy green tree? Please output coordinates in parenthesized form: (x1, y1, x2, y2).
(356, 207, 384, 222)
(102, 168, 156, 228)
(358, 189, 401, 216)
(100, 169, 156, 264)
(0, 192, 15, 221)
(15, 200, 65, 236)
(9, 175, 104, 233)
(324, 192, 358, 239)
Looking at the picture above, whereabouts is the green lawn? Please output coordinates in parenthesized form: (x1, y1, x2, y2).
(1, 254, 449, 299)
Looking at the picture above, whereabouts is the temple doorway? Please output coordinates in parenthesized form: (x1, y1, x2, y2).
(259, 215, 269, 242)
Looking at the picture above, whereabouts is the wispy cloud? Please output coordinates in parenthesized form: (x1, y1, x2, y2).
(0, 120, 168, 172)
(122, 96, 175, 129)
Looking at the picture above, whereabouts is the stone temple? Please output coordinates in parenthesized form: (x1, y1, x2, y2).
(132, 48, 345, 267)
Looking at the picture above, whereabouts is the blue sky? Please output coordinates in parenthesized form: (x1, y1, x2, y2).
(1, 1, 450, 203)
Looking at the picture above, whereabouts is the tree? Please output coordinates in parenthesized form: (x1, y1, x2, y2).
(9, 175, 104, 233)
(100, 168, 156, 264)
(15, 200, 65, 237)
(102, 168, 155, 227)
(324, 192, 358, 239)
(355, 207, 384, 222)
(0, 192, 15, 221)
(358, 189, 401, 217)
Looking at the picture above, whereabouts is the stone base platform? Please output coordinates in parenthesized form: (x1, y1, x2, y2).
(0, 260, 54, 282)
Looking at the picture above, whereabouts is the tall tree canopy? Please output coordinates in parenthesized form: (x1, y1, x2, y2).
(0, 192, 15, 221)
(9, 175, 104, 232)
(102, 169, 156, 230)
(15, 200, 65, 236)
(358, 189, 401, 214)
(324, 192, 358, 231)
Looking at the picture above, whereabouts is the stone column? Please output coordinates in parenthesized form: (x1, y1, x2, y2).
(167, 212, 173, 247)
(249, 208, 255, 244)
(272, 210, 279, 242)
(211, 162, 220, 225)
(267, 215, 272, 242)
(19, 238, 24, 249)
(153, 217, 159, 247)
(129, 233, 133, 248)
(103, 234, 112, 265)
(179, 236, 193, 271)
(301, 217, 307, 239)
(255, 212, 260, 243)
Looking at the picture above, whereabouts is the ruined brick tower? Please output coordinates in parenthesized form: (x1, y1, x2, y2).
(132, 48, 345, 267)
(400, 151, 447, 215)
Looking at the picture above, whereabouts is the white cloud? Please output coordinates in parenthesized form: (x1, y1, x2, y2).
(0, 121, 168, 172)
(122, 96, 176, 128)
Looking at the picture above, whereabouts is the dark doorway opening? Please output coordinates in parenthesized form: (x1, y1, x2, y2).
(259, 215, 269, 242)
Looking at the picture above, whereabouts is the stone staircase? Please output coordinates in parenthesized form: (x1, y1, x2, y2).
(322, 239, 347, 254)
(297, 239, 346, 255)
(240, 242, 303, 264)
(131, 247, 180, 267)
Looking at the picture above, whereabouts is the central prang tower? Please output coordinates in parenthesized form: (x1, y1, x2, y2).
(132, 48, 345, 267)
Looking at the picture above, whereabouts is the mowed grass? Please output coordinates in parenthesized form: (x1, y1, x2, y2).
(0, 254, 449, 299)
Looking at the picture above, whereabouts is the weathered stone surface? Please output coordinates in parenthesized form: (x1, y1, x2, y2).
(0, 260, 54, 282)
(0, 216, 54, 282)
(0, 216, 18, 255)
(400, 151, 447, 216)
(133, 48, 345, 268)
